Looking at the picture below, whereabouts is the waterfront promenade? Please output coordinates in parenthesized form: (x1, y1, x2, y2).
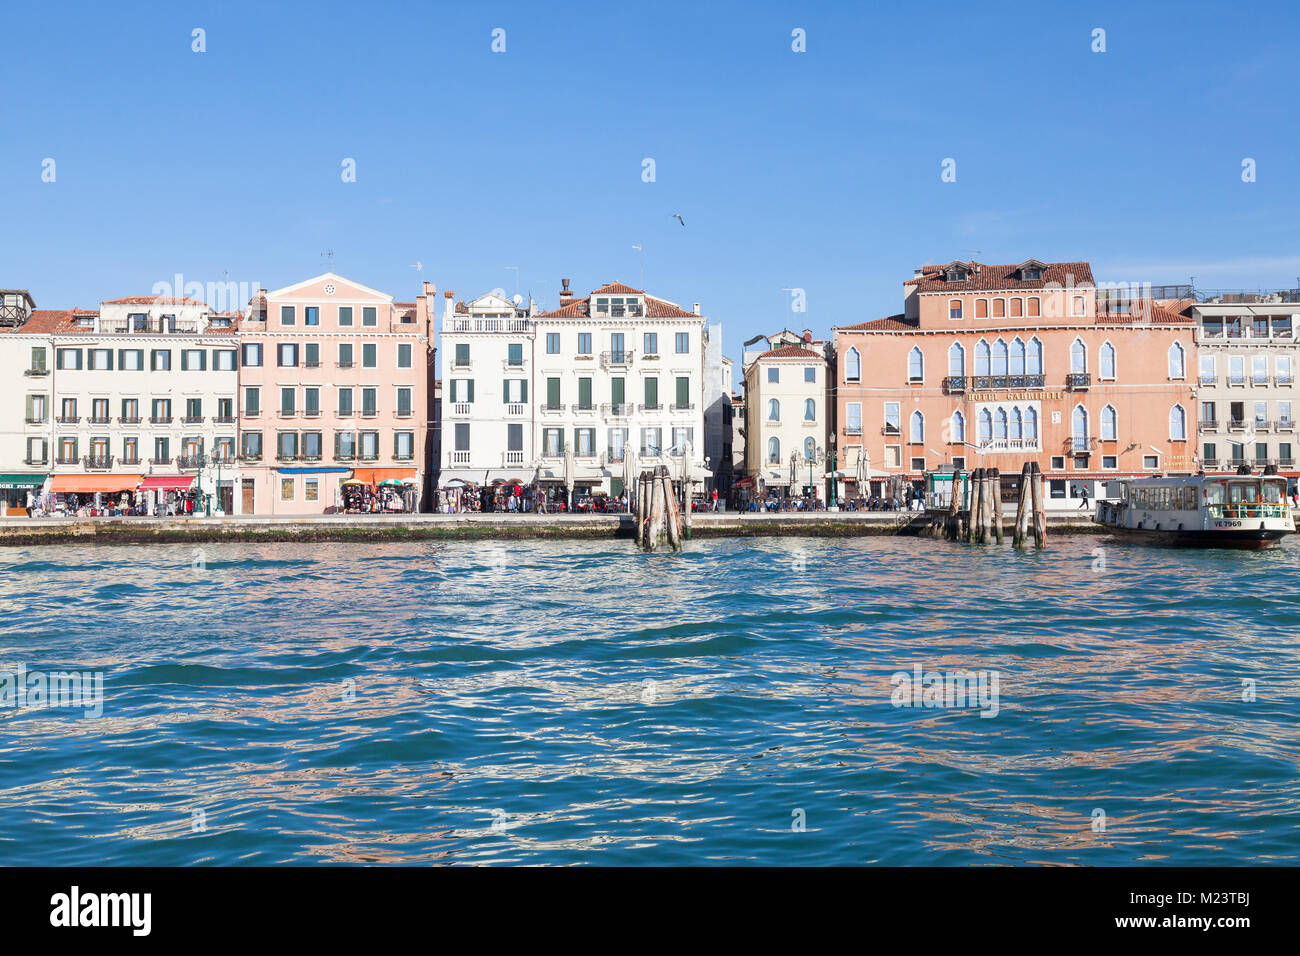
(0, 509, 1103, 545)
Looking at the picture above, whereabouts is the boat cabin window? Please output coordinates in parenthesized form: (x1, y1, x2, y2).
(1229, 481, 1260, 504)
(1262, 479, 1286, 504)
(1206, 482, 1226, 506)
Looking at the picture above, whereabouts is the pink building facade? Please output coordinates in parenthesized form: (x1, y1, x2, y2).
(235, 273, 433, 514)
(833, 260, 1196, 505)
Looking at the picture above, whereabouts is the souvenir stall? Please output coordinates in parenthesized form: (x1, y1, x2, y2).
(138, 476, 198, 517)
(47, 474, 143, 516)
(0, 473, 49, 516)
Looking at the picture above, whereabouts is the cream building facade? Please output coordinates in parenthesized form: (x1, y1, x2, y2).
(742, 333, 832, 498)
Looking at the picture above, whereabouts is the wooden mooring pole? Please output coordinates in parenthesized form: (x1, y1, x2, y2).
(991, 467, 1004, 544)
(1030, 461, 1046, 548)
(1012, 462, 1031, 548)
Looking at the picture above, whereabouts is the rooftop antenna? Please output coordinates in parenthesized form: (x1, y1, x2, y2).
(322, 250, 335, 271)
(504, 266, 519, 296)
(411, 261, 423, 273)
(632, 244, 644, 289)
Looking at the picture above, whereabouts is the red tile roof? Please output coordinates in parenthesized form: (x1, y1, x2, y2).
(756, 345, 824, 360)
(1096, 299, 1195, 325)
(905, 261, 1094, 292)
(836, 314, 917, 331)
(538, 282, 699, 319)
(0, 309, 70, 334)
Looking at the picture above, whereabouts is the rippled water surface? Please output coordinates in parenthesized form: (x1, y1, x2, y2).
(1, 535, 1298, 865)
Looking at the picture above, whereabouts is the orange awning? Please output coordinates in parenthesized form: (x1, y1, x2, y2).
(349, 467, 417, 485)
(49, 474, 143, 494)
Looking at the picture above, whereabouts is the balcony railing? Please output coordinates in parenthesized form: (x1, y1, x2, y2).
(882, 425, 901, 436)
(24, 416, 46, 425)
(55, 456, 78, 465)
(1199, 419, 1219, 432)
(56, 415, 80, 424)
(182, 415, 204, 424)
(503, 450, 525, 465)
(970, 374, 1046, 391)
(1071, 437, 1091, 453)
(671, 403, 695, 412)
(1066, 373, 1091, 389)
(150, 415, 173, 424)
(214, 415, 236, 423)
(505, 403, 526, 416)
(638, 403, 662, 413)
(149, 457, 172, 465)
(82, 455, 113, 470)
(573, 403, 596, 414)
(89, 416, 111, 424)
(442, 317, 533, 334)
(844, 425, 863, 436)
(942, 376, 967, 394)
(600, 350, 634, 368)
(602, 403, 633, 417)
(1199, 374, 1217, 386)
(1277, 419, 1295, 432)
(25, 367, 50, 377)
(540, 402, 566, 413)
(120, 457, 141, 466)
(239, 452, 263, 462)
(119, 415, 142, 424)
(1228, 419, 1248, 432)
(176, 456, 203, 469)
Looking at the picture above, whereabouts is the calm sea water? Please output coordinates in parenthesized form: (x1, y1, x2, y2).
(1, 534, 1298, 866)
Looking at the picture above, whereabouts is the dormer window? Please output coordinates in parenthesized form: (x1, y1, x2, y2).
(593, 296, 643, 318)
(1022, 268, 1042, 281)
(946, 268, 967, 282)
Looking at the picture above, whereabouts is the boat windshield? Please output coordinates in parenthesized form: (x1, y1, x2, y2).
(1205, 482, 1226, 505)
(1263, 479, 1286, 504)
(1209, 479, 1289, 519)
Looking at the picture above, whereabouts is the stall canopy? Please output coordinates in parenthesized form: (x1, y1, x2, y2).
(138, 476, 195, 492)
(0, 473, 48, 490)
(49, 475, 143, 494)
(350, 467, 416, 485)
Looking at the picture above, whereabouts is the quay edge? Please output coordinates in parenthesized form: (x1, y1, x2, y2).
(0, 512, 1105, 546)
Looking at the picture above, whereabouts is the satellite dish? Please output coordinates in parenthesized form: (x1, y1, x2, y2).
(512, 294, 524, 305)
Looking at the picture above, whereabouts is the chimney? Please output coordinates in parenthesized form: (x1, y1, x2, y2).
(559, 278, 573, 301)
(443, 289, 454, 324)
(693, 302, 701, 315)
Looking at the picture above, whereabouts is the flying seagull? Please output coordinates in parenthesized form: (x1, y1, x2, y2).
(670, 213, 686, 227)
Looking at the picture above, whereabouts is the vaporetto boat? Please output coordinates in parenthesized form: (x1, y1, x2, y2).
(1094, 470, 1295, 549)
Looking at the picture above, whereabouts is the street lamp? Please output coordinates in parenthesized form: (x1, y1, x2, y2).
(828, 433, 839, 510)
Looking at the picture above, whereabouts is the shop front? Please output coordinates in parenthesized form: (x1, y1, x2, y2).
(137, 475, 199, 516)
(0, 474, 49, 516)
(47, 475, 143, 516)
(346, 467, 419, 513)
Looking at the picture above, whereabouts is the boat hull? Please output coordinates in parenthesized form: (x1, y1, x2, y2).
(1098, 522, 1291, 550)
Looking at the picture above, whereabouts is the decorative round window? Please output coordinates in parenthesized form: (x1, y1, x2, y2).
(323, 283, 336, 296)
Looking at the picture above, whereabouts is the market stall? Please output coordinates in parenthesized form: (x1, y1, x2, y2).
(47, 474, 143, 516)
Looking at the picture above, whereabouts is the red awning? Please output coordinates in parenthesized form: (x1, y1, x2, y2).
(732, 477, 755, 488)
(138, 476, 196, 491)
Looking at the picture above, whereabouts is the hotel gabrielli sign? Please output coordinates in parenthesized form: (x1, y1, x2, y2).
(969, 390, 1065, 402)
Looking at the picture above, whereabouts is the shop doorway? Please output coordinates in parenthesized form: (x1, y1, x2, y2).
(241, 479, 255, 514)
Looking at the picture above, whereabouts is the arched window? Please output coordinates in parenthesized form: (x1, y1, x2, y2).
(992, 338, 1009, 375)
(978, 408, 993, 443)
(845, 347, 861, 382)
(1025, 406, 1039, 439)
(949, 299, 963, 320)
(1101, 404, 1118, 441)
(1072, 405, 1089, 450)
(1170, 404, 1187, 440)
(1027, 336, 1043, 375)
(910, 410, 924, 443)
(951, 410, 965, 443)
(768, 398, 780, 421)
(992, 298, 1006, 318)
(908, 346, 924, 382)
(804, 437, 817, 461)
(1071, 338, 1087, 374)
(1010, 298, 1023, 318)
(1010, 337, 1026, 375)
(948, 341, 965, 376)
(975, 298, 988, 319)
(992, 407, 1007, 440)
(1168, 342, 1186, 379)
(1027, 296, 1041, 317)
(767, 437, 780, 463)
(803, 398, 815, 421)
(975, 339, 991, 376)
(1100, 341, 1116, 380)
(1010, 406, 1023, 440)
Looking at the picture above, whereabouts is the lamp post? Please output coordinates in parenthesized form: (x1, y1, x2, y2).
(828, 433, 839, 510)
(807, 442, 823, 508)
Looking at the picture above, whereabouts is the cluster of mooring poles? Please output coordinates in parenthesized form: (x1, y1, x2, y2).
(926, 462, 1047, 548)
(634, 465, 688, 552)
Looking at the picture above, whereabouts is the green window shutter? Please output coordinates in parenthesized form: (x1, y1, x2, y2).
(547, 378, 560, 406)
(181, 351, 189, 371)
(25, 395, 33, 420)
(105, 350, 113, 370)
(55, 350, 62, 370)
(117, 349, 125, 369)
(645, 378, 658, 406)
(503, 379, 509, 403)
(200, 350, 208, 371)
(676, 377, 689, 406)
(467, 379, 475, 403)
(612, 377, 624, 406)
(579, 378, 592, 408)
(521, 379, 527, 402)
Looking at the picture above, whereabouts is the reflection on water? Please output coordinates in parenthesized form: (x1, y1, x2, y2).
(0, 535, 1297, 865)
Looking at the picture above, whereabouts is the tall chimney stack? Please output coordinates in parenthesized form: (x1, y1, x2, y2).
(559, 278, 573, 301)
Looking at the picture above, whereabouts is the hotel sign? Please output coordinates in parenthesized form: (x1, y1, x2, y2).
(970, 390, 1064, 402)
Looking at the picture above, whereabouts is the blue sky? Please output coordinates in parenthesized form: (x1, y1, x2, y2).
(3, 0, 1298, 372)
